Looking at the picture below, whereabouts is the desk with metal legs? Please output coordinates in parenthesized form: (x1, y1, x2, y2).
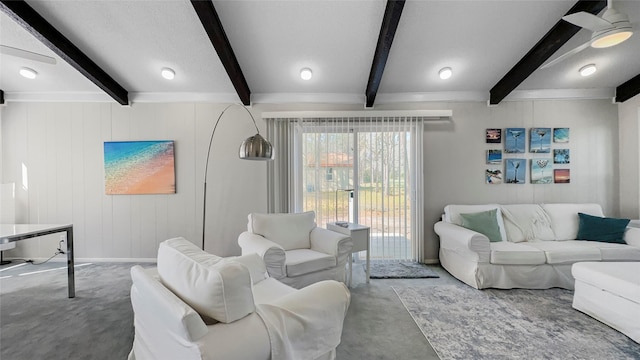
(0, 224, 75, 298)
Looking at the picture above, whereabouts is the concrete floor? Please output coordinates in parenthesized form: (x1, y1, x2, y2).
(336, 262, 460, 360)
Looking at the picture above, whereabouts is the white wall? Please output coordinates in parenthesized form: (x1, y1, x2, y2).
(618, 93, 640, 219)
(0, 99, 620, 262)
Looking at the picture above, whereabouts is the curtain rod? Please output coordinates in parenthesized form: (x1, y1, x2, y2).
(261, 110, 452, 120)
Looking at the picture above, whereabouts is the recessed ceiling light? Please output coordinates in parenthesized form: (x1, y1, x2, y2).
(19, 67, 37, 79)
(439, 67, 452, 80)
(579, 64, 597, 77)
(300, 68, 313, 80)
(161, 67, 175, 80)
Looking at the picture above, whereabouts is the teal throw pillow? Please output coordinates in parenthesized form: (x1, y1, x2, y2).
(460, 209, 502, 242)
(576, 212, 629, 244)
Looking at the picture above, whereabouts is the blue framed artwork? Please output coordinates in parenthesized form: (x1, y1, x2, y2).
(486, 149, 502, 164)
(554, 149, 570, 164)
(530, 128, 551, 153)
(505, 159, 526, 184)
(505, 128, 525, 153)
(104, 140, 176, 195)
(531, 158, 552, 184)
(553, 128, 569, 143)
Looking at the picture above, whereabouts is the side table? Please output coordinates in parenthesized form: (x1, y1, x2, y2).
(327, 222, 370, 286)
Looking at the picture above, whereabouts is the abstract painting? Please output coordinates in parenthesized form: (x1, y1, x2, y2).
(505, 159, 526, 184)
(531, 158, 552, 184)
(486, 149, 502, 164)
(104, 140, 176, 195)
(530, 128, 551, 153)
(553, 128, 570, 143)
(486, 129, 501, 143)
(554, 149, 570, 164)
(505, 128, 525, 153)
(486, 169, 503, 184)
(554, 169, 570, 183)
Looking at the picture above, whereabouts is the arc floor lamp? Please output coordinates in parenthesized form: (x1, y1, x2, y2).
(202, 104, 274, 250)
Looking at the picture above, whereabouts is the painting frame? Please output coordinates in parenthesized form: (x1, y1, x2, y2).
(505, 128, 525, 154)
(104, 140, 176, 195)
(530, 127, 551, 153)
(531, 158, 553, 184)
(505, 158, 526, 184)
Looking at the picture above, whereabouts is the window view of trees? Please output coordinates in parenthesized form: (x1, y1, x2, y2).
(301, 129, 413, 261)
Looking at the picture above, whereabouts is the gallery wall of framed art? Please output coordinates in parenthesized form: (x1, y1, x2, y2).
(485, 127, 570, 185)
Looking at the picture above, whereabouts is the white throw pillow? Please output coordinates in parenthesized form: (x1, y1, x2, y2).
(444, 204, 508, 242)
(248, 211, 316, 250)
(157, 237, 255, 324)
(542, 203, 604, 240)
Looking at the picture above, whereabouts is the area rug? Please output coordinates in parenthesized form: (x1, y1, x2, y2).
(368, 261, 439, 279)
(393, 284, 640, 360)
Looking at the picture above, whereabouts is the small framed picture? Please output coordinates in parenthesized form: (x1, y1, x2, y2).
(486, 128, 501, 143)
(553, 128, 569, 143)
(531, 158, 552, 184)
(505, 159, 526, 184)
(554, 149, 570, 164)
(530, 128, 551, 153)
(486, 149, 502, 164)
(486, 169, 503, 184)
(505, 128, 525, 153)
(554, 169, 570, 183)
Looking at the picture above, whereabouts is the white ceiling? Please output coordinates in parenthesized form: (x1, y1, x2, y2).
(1, 0, 639, 105)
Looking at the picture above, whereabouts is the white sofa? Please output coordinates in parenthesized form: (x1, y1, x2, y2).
(128, 237, 351, 360)
(434, 203, 640, 289)
(239, 211, 353, 289)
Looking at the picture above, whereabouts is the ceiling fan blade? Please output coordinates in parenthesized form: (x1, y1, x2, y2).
(0, 45, 57, 65)
(540, 41, 591, 69)
(563, 12, 614, 32)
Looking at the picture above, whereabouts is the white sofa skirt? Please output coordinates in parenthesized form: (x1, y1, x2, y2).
(440, 248, 574, 289)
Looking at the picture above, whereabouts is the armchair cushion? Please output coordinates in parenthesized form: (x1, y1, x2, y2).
(285, 249, 337, 277)
(157, 237, 255, 324)
(248, 211, 316, 250)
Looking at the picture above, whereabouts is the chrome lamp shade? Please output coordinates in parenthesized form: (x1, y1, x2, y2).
(239, 133, 274, 160)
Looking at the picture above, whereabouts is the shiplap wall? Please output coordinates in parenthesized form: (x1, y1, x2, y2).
(1, 99, 622, 262)
(1, 102, 269, 260)
(618, 94, 640, 219)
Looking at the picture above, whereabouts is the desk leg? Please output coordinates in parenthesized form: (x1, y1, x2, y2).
(366, 248, 370, 284)
(66, 227, 75, 298)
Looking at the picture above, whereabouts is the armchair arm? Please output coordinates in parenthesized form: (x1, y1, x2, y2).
(238, 232, 286, 279)
(434, 221, 490, 263)
(255, 280, 350, 360)
(310, 227, 353, 264)
(624, 227, 640, 247)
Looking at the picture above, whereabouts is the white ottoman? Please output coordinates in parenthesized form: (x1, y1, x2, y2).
(572, 262, 640, 343)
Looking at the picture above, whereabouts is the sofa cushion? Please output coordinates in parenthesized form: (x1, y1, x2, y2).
(521, 241, 601, 264)
(157, 237, 255, 324)
(444, 204, 507, 242)
(460, 209, 502, 242)
(500, 204, 555, 242)
(572, 262, 640, 305)
(489, 241, 546, 265)
(541, 203, 604, 240)
(565, 240, 640, 261)
(576, 213, 630, 244)
(285, 249, 336, 277)
(248, 212, 316, 251)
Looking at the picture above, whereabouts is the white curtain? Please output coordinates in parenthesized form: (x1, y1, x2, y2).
(265, 115, 425, 263)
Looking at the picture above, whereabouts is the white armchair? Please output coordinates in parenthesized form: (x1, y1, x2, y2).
(238, 211, 353, 289)
(128, 237, 351, 360)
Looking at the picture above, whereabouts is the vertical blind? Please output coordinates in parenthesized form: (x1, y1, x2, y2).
(266, 114, 426, 262)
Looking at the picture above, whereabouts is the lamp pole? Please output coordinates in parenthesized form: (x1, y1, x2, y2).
(202, 104, 273, 250)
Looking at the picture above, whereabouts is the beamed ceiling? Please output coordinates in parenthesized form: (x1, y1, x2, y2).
(1, 0, 639, 107)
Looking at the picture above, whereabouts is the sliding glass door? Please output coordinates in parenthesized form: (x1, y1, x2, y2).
(298, 118, 421, 262)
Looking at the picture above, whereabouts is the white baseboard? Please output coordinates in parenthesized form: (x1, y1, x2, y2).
(2, 257, 156, 263)
(423, 259, 440, 265)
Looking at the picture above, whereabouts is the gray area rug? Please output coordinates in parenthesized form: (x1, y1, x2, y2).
(368, 261, 440, 279)
(0, 262, 147, 360)
(393, 284, 640, 360)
